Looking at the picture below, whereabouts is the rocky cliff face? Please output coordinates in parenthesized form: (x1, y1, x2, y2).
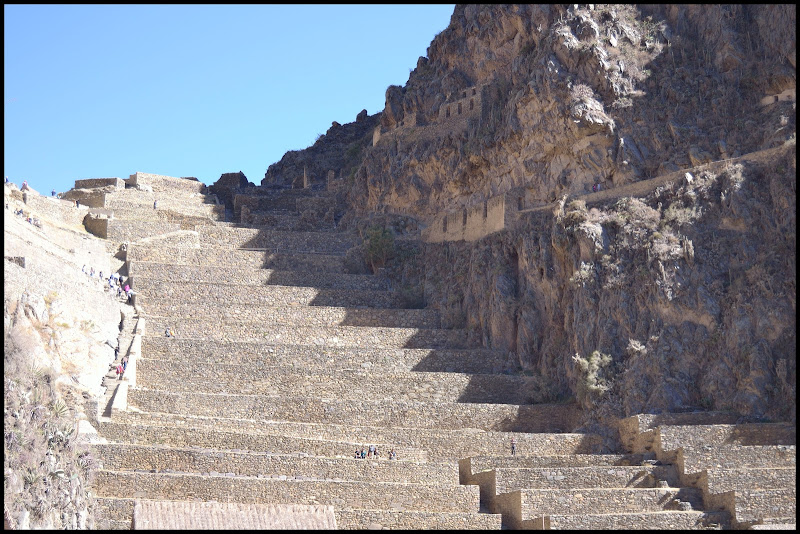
(351, 4, 795, 221)
(257, 4, 795, 428)
(261, 109, 380, 190)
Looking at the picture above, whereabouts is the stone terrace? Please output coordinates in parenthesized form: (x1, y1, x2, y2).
(81, 175, 794, 529)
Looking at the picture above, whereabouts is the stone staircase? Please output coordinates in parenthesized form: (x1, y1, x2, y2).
(81, 174, 795, 529)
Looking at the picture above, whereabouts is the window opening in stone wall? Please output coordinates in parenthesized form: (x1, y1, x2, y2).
(472, 88, 476, 96)
(483, 201, 488, 219)
(463, 91, 467, 98)
(446, 107, 450, 118)
(518, 196, 524, 211)
(463, 209, 467, 226)
(458, 102, 462, 114)
(470, 99, 474, 110)
(443, 216, 448, 233)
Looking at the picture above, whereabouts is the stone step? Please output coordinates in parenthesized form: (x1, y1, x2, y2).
(143, 320, 473, 349)
(239, 212, 336, 231)
(92, 470, 482, 513)
(681, 445, 796, 472)
(465, 454, 655, 474)
(234, 190, 314, 216)
(544, 510, 731, 530)
(94, 497, 133, 523)
(493, 465, 680, 491)
(135, 362, 547, 404)
(705, 467, 797, 494)
(126, 389, 581, 432)
(141, 338, 510, 374)
(333, 509, 503, 530)
(126, 245, 347, 273)
(97, 420, 428, 463)
(109, 413, 599, 459)
(125, 173, 209, 195)
(196, 225, 357, 254)
(129, 261, 388, 291)
(108, 207, 223, 224)
(92, 443, 457, 485)
(94, 497, 503, 530)
(733, 488, 796, 525)
(624, 412, 743, 435)
(512, 487, 705, 517)
(657, 423, 796, 452)
(133, 280, 404, 309)
(94, 518, 131, 530)
(107, 220, 183, 242)
(140, 304, 438, 329)
(105, 198, 221, 218)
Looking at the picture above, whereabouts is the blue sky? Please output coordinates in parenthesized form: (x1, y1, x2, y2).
(4, 4, 454, 195)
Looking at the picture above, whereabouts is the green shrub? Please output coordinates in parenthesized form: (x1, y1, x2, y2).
(364, 226, 395, 273)
(573, 350, 614, 405)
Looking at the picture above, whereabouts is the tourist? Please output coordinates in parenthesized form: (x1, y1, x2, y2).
(117, 362, 124, 380)
(165, 328, 171, 338)
(153, 200, 158, 210)
(389, 449, 396, 460)
(511, 437, 517, 456)
(51, 189, 56, 197)
(122, 356, 128, 371)
(360, 448, 366, 459)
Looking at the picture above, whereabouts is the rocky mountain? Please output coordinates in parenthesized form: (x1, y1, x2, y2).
(243, 4, 796, 428)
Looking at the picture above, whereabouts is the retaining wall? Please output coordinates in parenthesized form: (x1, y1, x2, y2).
(22, 194, 90, 226)
(92, 443, 456, 484)
(74, 178, 125, 189)
(197, 226, 356, 253)
(135, 361, 541, 404)
(333, 509, 502, 530)
(126, 246, 346, 272)
(126, 389, 579, 433)
(127, 172, 206, 194)
(106, 220, 184, 242)
(93, 471, 481, 512)
(132, 280, 403, 309)
(140, 338, 509, 374)
(656, 424, 796, 452)
(493, 465, 678, 492)
(84, 215, 109, 238)
(140, 304, 437, 329)
(516, 487, 703, 517)
(234, 191, 312, 218)
(129, 261, 387, 291)
(239, 209, 334, 230)
(61, 189, 107, 208)
(104, 412, 598, 459)
(141, 320, 467, 349)
(98, 420, 425, 460)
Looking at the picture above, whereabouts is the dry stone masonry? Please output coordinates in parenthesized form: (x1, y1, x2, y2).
(70, 172, 794, 529)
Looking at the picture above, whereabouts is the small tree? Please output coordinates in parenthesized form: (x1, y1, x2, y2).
(364, 226, 394, 274)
